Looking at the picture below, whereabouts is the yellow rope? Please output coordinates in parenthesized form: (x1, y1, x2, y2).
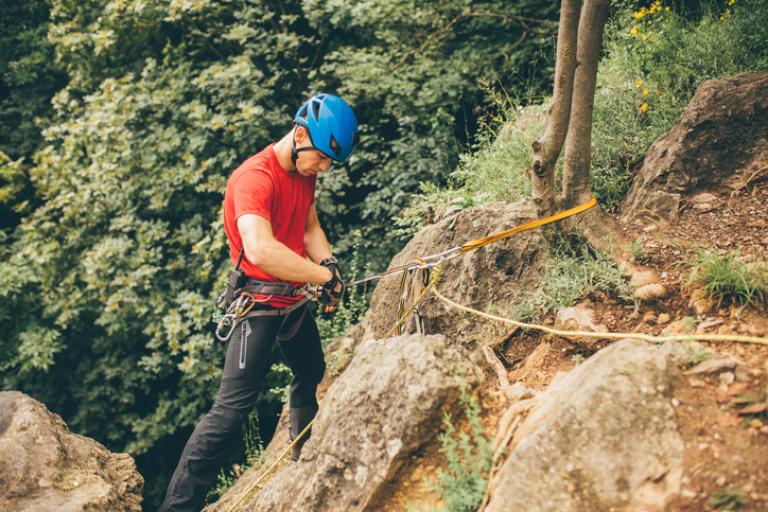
(224, 418, 315, 512)
(431, 286, 768, 346)
(460, 196, 597, 252)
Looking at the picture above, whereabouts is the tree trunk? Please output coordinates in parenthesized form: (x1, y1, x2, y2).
(528, 0, 581, 217)
(561, 0, 609, 208)
(529, 0, 660, 288)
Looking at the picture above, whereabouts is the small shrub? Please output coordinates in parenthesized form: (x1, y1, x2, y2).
(427, 373, 492, 512)
(688, 249, 768, 308)
(316, 231, 371, 342)
(508, 234, 633, 321)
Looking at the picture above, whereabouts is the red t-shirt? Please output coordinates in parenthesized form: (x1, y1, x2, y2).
(223, 143, 317, 308)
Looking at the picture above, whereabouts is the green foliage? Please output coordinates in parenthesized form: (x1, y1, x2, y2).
(400, 96, 544, 230)
(427, 374, 492, 512)
(688, 249, 768, 308)
(591, 0, 768, 209)
(315, 231, 371, 342)
(0, 0, 66, 160)
(709, 487, 748, 510)
(413, 0, 768, 214)
(508, 235, 634, 321)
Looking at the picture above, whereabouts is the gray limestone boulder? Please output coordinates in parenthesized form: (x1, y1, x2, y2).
(362, 201, 548, 352)
(485, 339, 683, 512)
(0, 391, 143, 512)
(218, 333, 481, 512)
(622, 72, 768, 222)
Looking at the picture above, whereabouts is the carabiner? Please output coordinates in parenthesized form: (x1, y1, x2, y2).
(215, 314, 237, 342)
(236, 292, 273, 317)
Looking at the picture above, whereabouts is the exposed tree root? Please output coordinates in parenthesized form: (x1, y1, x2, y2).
(481, 328, 519, 400)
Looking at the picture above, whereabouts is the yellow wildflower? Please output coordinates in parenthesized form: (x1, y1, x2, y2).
(633, 7, 647, 19)
(630, 25, 639, 38)
(642, 87, 650, 96)
(728, 0, 735, 5)
(635, 79, 644, 88)
(649, 2, 660, 14)
(665, 6, 671, 10)
(639, 103, 650, 113)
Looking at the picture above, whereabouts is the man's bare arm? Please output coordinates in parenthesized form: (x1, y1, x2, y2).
(304, 204, 333, 264)
(237, 214, 332, 284)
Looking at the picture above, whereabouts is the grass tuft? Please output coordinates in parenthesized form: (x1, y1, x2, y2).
(688, 249, 768, 308)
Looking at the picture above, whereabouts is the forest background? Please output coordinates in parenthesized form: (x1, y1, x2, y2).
(1, 0, 766, 508)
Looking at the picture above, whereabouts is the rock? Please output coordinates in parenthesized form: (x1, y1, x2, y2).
(0, 392, 143, 512)
(689, 288, 715, 315)
(213, 334, 481, 512)
(485, 339, 684, 512)
(630, 269, 661, 288)
(663, 318, 696, 335)
(684, 356, 740, 375)
(690, 192, 719, 204)
(554, 305, 609, 346)
(507, 382, 536, 402)
(634, 283, 669, 301)
(622, 72, 768, 222)
(361, 202, 548, 352)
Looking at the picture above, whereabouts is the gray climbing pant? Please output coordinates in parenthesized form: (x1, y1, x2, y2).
(158, 304, 324, 512)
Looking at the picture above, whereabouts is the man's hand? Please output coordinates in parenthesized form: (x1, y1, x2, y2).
(318, 257, 344, 314)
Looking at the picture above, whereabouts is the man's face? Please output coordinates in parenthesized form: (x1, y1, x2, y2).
(294, 126, 333, 177)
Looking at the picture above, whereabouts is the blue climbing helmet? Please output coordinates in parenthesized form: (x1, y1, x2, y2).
(292, 93, 358, 163)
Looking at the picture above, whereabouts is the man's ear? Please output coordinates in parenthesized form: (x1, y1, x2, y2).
(294, 125, 309, 144)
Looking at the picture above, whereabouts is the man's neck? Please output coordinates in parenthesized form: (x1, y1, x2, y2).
(273, 131, 296, 172)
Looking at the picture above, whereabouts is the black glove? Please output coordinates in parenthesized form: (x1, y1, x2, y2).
(318, 257, 344, 314)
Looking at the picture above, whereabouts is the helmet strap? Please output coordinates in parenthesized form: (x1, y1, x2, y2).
(290, 125, 314, 169)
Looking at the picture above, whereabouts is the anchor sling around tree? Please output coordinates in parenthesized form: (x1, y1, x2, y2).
(158, 93, 357, 512)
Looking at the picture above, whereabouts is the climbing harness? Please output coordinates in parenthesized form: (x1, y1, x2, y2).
(214, 249, 313, 343)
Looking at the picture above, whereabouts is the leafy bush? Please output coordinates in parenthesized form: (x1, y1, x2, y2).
(688, 249, 768, 308)
(426, 374, 492, 512)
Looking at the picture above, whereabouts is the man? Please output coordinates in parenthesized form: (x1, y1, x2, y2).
(158, 93, 358, 512)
